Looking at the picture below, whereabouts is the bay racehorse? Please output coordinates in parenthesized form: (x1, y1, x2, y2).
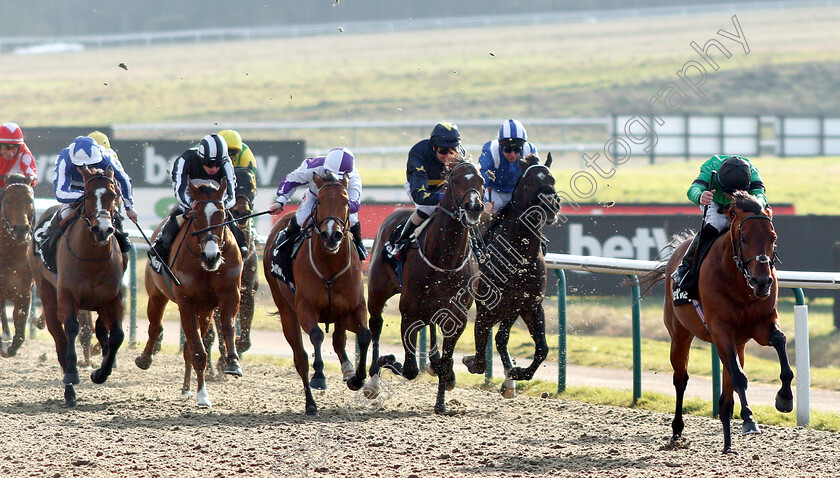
(205, 167, 259, 374)
(640, 191, 792, 453)
(0, 174, 35, 357)
(29, 166, 126, 407)
(367, 160, 484, 414)
(462, 154, 560, 397)
(135, 179, 243, 407)
(264, 172, 370, 416)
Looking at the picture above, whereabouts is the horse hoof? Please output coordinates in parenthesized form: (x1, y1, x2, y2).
(35, 315, 45, 330)
(347, 376, 363, 391)
(196, 386, 212, 407)
(224, 360, 243, 378)
(500, 382, 516, 399)
(90, 369, 108, 384)
(446, 380, 456, 392)
(135, 354, 152, 370)
(741, 420, 761, 435)
(305, 404, 319, 416)
(64, 399, 77, 409)
(363, 375, 381, 399)
(462, 355, 486, 375)
(181, 390, 194, 399)
(310, 377, 327, 391)
(63, 372, 80, 386)
(434, 404, 446, 415)
(775, 394, 794, 414)
(426, 363, 437, 376)
(376, 355, 396, 367)
(723, 448, 739, 455)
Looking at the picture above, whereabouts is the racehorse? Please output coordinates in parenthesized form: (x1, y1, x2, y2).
(205, 167, 259, 374)
(366, 160, 484, 414)
(29, 166, 126, 407)
(263, 171, 370, 416)
(462, 154, 560, 397)
(0, 174, 35, 357)
(135, 179, 243, 407)
(640, 191, 793, 454)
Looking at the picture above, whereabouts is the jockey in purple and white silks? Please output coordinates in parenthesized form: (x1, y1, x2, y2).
(268, 147, 366, 260)
(478, 119, 538, 213)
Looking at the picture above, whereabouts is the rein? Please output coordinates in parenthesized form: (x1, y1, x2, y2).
(436, 161, 483, 228)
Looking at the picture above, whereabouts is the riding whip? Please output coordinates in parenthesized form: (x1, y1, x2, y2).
(191, 209, 273, 236)
(128, 216, 181, 286)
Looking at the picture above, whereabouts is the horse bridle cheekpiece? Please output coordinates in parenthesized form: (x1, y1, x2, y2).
(731, 213, 779, 284)
(313, 182, 350, 237)
(81, 174, 118, 232)
(437, 161, 483, 227)
(193, 200, 226, 248)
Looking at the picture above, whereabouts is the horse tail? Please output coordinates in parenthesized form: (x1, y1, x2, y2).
(637, 262, 668, 298)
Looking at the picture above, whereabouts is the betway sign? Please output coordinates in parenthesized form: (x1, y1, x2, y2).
(542, 215, 840, 296)
(29, 135, 304, 197)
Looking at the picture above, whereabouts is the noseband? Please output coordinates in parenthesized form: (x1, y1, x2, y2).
(437, 161, 484, 227)
(730, 213, 779, 285)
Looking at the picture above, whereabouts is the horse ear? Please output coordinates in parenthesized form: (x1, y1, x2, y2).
(188, 180, 199, 198)
(545, 152, 553, 168)
(518, 159, 529, 173)
(105, 165, 114, 178)
(726, 204, 738, 221)
(25, 176, 34, 187)
(312, 172, 324, 189)
(765, 205, 774, 219)
(341, 174, 349, 189)
(218, 177, 228, 197)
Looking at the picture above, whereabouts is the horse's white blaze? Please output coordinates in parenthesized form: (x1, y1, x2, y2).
(196, 384, 212, 407)
(94, 188, 106, 213)
(204, 202, 219, 224)
(94, 188, 113, 233)
(464, 173, 475, 180)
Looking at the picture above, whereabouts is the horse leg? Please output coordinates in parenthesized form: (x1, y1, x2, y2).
(769, 328, 794, 413)
(343, 305, 370, 392)
(332, 326, 354, 382)
(508, 306, 549, 381)
(0, 301, 10, 343)
(217, 297, 242, 378)
(733, 344, 761, 436)
(59, 302, 81, 388)
(91, 299, 124, 385)
(281, 311, 318, 416)
(202, 314, 217, 378)
(668, 324, 694, 443)
(462, 306, 492, 375)
(78, 311, 92, 369)
(181, 306, 211, 407)
(427, 325, 439, 376)
(181, 341, 193, 398)
(236, 278, 255, 356)
(309, 325, 327, 390)
(715, 340, 740, 454)
(136, 289, 168, 370)
(496, 316, 517, 398)
(434, 327, 464, 415)
(212, 309, 227, 375)
(400, 319, 420, 381)
(5, 293, 32, 357)
(94, 315, 108, 364)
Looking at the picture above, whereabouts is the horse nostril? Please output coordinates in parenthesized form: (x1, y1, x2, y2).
(332, 231, 342, 243)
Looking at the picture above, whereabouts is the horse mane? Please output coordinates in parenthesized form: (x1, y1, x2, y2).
(190, 178, 221, 194)
(4, 173, 27, 185)
(730, 190, 763, 215)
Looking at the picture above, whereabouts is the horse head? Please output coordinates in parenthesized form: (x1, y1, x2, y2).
(441, 160, 484, 227)
(510, 153, 561, 225)
(726, 191, 777, 298)
(0, 174, 35, 243)
(312, 171, 350, 253)
(189, 178, 228, 271)
(79, 166, 118, 245)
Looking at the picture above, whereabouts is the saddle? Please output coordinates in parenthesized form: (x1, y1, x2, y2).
(672, 226, 728, 306)
(268, 225, 311, 294)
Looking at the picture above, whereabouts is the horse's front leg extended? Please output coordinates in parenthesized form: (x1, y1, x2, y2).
(181, 304, 210, 407)
(61, 307, 81, 387)
(345, 305, 370, 392)
(463, 306, 493, 375)
(400, 319, 421, 380)
(218, 293, 242, 377)
(6, 293, 32, 357)
(496, 316, 517, 397)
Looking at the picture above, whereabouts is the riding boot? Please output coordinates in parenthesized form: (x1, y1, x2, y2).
(349, 223, 367, 260)
(149, 215, 180, 274)
(226, 211, 249, 255)
(672, 223, 719, 302)
(40, 212, 65, 273)
(386, 220, 419, 263)
(276, 217, 301, 252)
(113, 213, 131, 254)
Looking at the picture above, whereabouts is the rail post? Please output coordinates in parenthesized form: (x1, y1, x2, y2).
(129, 243, 137, 348)
(484, 326, 494, 384)
(556, 269, 567, 394)
(628, 275, 641, 405)
(793, 287, 810, 426)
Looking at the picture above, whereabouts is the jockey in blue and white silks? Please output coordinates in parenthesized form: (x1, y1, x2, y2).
(478, 119, 538, 213)
(268, 147, 366, 260)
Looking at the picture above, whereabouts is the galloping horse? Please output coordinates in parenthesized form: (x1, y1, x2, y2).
(136, 179, 243, 407)
(205, 167, 259, 373)
(264, 172, 370, 416)
(367, 160, 484, 414)
(29, 166, 126, 407)
(0, 174, 35, 357)
(641, 191, 792, 453)
(463, 155, 560, 396)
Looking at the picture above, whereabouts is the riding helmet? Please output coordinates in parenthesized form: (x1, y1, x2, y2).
(499, 119, 528, 142)
(198, 133, 229, 163)
(717, 156, 751, 194)
(68, 136, 104, 166)
(430, 122, 461, 148)
(324, 147, 355, 175)
(0, 123, 24, 144)
(217, 130, 243, 154)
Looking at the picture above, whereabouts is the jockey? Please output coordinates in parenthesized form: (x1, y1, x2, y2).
(218, 129, 257, 180)
(268, 147, 366, 260)
(478, 119, 538, 213)
(0, 123, 37, 190)
(383, 121, 465, 261)
(89, 130, 119, 162)
(148, 133, 243, 274)
(38, 136, 136, 270)
(672, 155, 767, 298)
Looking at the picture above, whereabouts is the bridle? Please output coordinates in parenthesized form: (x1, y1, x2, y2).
(191, 199, 227, 251)
(508, 164, 559, 215)
(1, 183, 34, 238)
(730, 213, 779, 285)
(79, 174, 118, 234)
(437, 161, 484, 228)
(312, 182, 350, 240)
